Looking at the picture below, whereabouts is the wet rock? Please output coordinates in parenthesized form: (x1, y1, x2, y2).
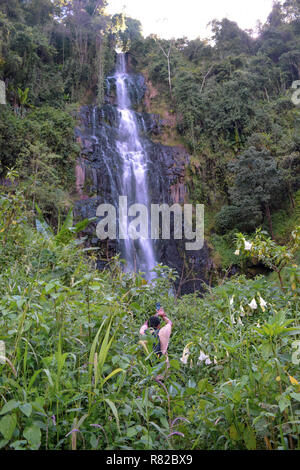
(74, 63, 212, 294)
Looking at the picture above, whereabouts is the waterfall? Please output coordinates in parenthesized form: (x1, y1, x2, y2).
(75, 53, 209, 295)
(114, 53, 156, 279)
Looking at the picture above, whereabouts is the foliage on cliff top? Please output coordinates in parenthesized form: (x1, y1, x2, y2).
(127, 2, 300, 246)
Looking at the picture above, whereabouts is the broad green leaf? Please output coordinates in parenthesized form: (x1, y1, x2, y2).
(243, 427, 256, 450)
(198, 378, 208, 394)
(10, 440, 27, 450)
(23, 424, 41, 449)
(90, 433, 98, 449)
(198, 399, 209, 410)
(0, 414, 17, 440)
(0, 439, 9, 449)
(31, 397, 45, 414)
(126, 426, 139, 438)
(290, 392, 300, 402)
(0, 400, 19, 415)
(229, 424, 239, 441)
(129, 302, 141, 311)
(278, 397, 290, 412)
(19, 403, 32, 418)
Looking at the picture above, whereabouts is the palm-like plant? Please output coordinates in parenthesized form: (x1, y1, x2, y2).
(35, 204, 96, 246)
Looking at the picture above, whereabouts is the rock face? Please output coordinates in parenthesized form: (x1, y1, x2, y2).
(74, 54, 211, 295)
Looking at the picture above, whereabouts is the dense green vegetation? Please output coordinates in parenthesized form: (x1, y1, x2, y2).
(0, 0, 120, 107)
(128, 0, 300, 267)
(0, 0, 123, 219)
(0, 104, 79, 222)
(0, 0, 300, 451)
(0, 180, 300, 450)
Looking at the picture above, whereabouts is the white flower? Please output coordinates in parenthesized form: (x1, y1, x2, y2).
(249, 298, 257, 310)
(234, 249, 240, 256)
(238, 317, 243, 326)
(198, 350, 207, 361)
(240, 305, 245, 317)
(244, 240, 253, 251)
(180, 346, 190, 365)
(198, 350, 212, 365)
(230, 296, 234, 306)
(214, 356, 218, 364)
(230, 314, 236, 324)
(257, 321, 261, 328)
(259, 296, 267, 311)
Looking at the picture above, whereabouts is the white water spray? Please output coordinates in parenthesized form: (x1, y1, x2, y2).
(114, 53, 156, 278)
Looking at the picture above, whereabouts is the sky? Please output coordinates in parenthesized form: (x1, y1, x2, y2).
(105, 0, 276, 40)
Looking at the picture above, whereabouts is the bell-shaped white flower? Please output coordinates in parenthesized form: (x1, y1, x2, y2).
(244, 240, 253, 251)
(259, 296, 267, 311)
(234, 249, 240, 256)
(230, 314, 236, 324)
(240, 304, 245, 317)
(198, 350, 207, 361)
(238, 317, 243, 326)
(180, 346, 190, 364)
(230, 296, 234, 306)
(198, 350, 211, 365)
(249, 298, 257, 310)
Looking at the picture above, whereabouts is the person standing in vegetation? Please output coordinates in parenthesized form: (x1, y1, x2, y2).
(139, 306, 173, 362)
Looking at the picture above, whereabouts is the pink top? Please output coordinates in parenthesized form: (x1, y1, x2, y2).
(140, 316, 173, 355)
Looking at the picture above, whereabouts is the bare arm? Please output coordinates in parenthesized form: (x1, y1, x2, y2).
(158, 309, 173, 327)
(162, 314, 172, 327)
(158, 310, 173, 355)
(139, 320, 148, 335)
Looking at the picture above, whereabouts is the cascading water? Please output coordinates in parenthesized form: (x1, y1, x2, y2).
(114, 53, 156, 278)
(75, 53, 210, 294)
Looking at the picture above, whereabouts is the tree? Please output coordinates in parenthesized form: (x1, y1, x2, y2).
(23, 0, 54, 26)
(216, 147, 286, 237)
(279, 49, 300, 80)
(0, 0, 23, 19)
(283, 0, 300, 21)
(155, 38, 174, 101)
(210, 18, 254, 58)
(182, 38, 213, 64)
(119, 16, 142, 52)
(16, 87, 31, 117)
(53, 0, 106, 17)
(267, 2, 284, 27)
